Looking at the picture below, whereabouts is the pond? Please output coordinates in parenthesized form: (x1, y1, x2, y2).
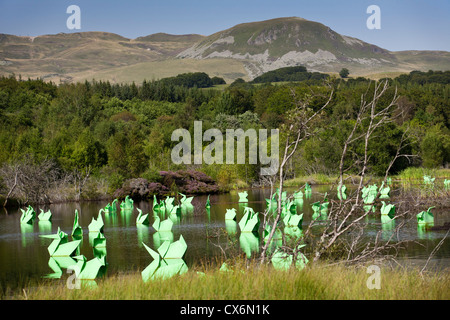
(1, 185, 449, 290)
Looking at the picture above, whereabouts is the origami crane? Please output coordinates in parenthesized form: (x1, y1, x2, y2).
(304, 183, 312, 193)
(238, 191, 248, 203)
(152, 215, 174, 232)
(43, 256, 77, 279)
(417, 207, 434, 225)
(205, 195, 211, 208)
(40, 227, 81, 257)
(380, 201, 395, 217)
(293, 190, 303, 199)
(68, 255, 107, 288)
(444, 179, 450, 190)
(136, 208, 150, 225)
(20, 205, 35, 224)
(271, 244, 308, 271)
(38, 209, 52, 221)
(120, 195, 134, 211)
(283, 212, 303, 229)
(379, 182, 390, 199)
(88, 211, 104, 233)
(337, 183, 347, 200)
(152, 195, 163, 213)
(104, 199, 118, 214)
(423, 175, 435, 186)
(92, 232, 106, 248)
(225, 208, 237, 221)
(141, 235, 188, 282)
(71, 210, 83, 238)
(239, 232, 260, 258)
(238, 207, 260, 233)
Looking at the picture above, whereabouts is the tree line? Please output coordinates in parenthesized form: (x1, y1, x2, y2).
(0, 68, 448, 204)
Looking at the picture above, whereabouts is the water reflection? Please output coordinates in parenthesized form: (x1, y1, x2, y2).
(239, 232, 260, 258)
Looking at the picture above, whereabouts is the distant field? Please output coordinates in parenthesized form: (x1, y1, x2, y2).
(68, 58, 250, 84)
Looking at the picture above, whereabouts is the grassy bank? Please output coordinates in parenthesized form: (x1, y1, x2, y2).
(4, 260, 449, 300)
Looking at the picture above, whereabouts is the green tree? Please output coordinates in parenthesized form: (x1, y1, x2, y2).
(339, 68, 350, 79)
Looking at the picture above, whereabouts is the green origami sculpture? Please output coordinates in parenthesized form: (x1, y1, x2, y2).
(271, 244, 308, 271)
(283, 212, 303, 229)
(152, 195, 163, 213)
(225, 208, 237, 221)
(444, 179, 450, 190)
(104, 199, 118, 214)
(225, 220, 238, 236)
(263, 224, 282, 250)
(293, 190, 303, 199)
(136, 208, 150, 225)
(417, 207, 434, 225)
(120, 195, 134, 211)
(205, 195, 211, 208)
(238, 191, 248, 203)
(88, 211, 104, 233)
(44, 256, 77, 279)
(423, 175, 435, 186)
(141, 235, 188, 282)
(40, 227, 81, 257)
(239, 232, 260, 258)
(380, 201, 395, 217)
(71, 210, 83, 238)
(337, 183, 347, 200)
(20, 205, 35, 224)
(179, 193, 194, 214)
(379, 182, 390, 199)
(152, 215, 174, 232)
(38, 209, 52, 221)
(68, 255, 106, 287)
(92, 232, 106, 248)
(238, 207, 260, 233)
(304, 183, 312, 193)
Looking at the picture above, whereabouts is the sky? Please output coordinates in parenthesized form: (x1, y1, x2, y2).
(0, 0, 449, 51)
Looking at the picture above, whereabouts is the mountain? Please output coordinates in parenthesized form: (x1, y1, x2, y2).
(1, 17, 449, 83)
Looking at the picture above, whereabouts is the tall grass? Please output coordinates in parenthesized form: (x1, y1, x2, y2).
(6, 260, 449, 300)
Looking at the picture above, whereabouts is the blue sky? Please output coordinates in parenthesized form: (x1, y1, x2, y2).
(0, 0, 449, 51)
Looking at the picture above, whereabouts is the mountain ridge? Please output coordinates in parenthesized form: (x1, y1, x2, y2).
(1, 17, 449, 83)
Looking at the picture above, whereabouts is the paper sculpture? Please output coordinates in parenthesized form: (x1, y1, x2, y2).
(293, 190, 303, 199)
(238, 206, 260, 233)
(38, 209, 52, 221)
(44, 256, 77, 279)
(379, 182, 390, 199)
(337, 183, 347, 200)
(141, 235, 188, 282)
(225, 220, 238, 236)
(104, 199, 118, 214)
(271, 244, 308, 271)
(225, 208, 237, 221)
(92, 232, 106, 248)
(283, 213, 303, 229)
(238, 191, 248, 203)
(40, 227, 81, 257)
(239, 232, 260, 258)
(205, 195, 211, 208)
(120, 195, 134, 211)
(263, 224, 282, 251)
(423, 175, 435, 186)
(304, 183, 312, 193)
(444, 179, 450, 190)
(417, 207, 434, 225)
(380, 201, 395, 217)
(152, 195, 163, 213)
(136, 208, 150, 225)
(68, 255, 106, 287)
(88, 211, 104, 233)
(20, 205, 35, 224)
(152, 215, 174, 232)
(70, 209, 82, 239)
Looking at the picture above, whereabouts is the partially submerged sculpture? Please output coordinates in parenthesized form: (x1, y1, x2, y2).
(20, 205, 35, 224)
(238, 191, 248, 203)
(71, 210, 83, 238)
(379, 182, 390, 199)
(40, 227, 81, 257)
(120, 195, 134, 211)
(337, 183, 347, 200)
(225, 208, 237, 221)
(88, 211, 104, 234)
(136, 208, 150, 225)
(380, 201, 395, 217)
(38, 209, 52, 221)
(141, 235, 188, 282)
(271, 244, 309, 271)
(68, 255, 106, 287)
(238, 207, 260, 233)
(152, 215, 174, 232)
(417, 207, 434, 225)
